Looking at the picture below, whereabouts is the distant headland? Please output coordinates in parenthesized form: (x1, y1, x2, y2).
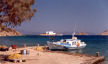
(97, 29, 108, 35)
(76, 32, 88, 35)
(0, 26, 22, 36)
(76, 29, 108, 35)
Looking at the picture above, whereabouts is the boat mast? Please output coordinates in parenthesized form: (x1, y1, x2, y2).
(72, 24, 76, 38)
(72, 32, 75, 37)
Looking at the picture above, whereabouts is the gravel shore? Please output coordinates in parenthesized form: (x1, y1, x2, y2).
(0, 47, 104, 64)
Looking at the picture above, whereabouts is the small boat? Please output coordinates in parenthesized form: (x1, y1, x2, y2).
(47, 33, 87, 50)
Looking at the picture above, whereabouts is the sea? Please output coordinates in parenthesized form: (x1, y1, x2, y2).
(0, 35, 108, 64)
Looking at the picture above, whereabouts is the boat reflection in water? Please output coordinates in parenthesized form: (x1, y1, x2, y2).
(67, 49, 83, 53)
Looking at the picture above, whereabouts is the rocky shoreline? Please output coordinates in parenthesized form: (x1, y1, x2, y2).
(97, 30, 108, 35)
(0, 26, 22, 36)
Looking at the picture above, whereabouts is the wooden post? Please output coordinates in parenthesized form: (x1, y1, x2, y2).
(19, 59, 22, 62)
(14, 59, 17, 63)
(96, 52, 100, 57)
(37, 44, 40, 56)
(37, 44, 40, 47)
(24, 44, 26, 48)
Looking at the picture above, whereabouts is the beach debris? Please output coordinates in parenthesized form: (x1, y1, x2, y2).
(96, 52, 100, 57)
(35, 44, 43, 51)
(7, 53, 26, 63)
(0, 45, 8, 51)
(43, 45, 49, 51)
(24, 44, 27, 48)
(34, 44, 44, 56)
(20, 49, 30, 55)
(8, 53, 22, 60)
(26, 50, 30, 55)
(2, 45, 8, 49)
(0, 45, 2, 48)
(8, 47, 12, 51)
(11, 45, 17, 49)
(35, 46, 43, 51)
(20, 50, 26, 55)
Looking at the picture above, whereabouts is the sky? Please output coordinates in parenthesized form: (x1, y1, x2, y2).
(15, 0, 108, 35)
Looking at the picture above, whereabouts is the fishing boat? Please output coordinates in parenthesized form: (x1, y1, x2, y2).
(47, 33, 87, 50)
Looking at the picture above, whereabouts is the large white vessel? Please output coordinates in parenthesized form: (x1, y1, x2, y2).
(40, 31, 63, 36)
(47, 33, 86, 50)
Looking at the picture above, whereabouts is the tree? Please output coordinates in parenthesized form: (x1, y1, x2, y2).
(0, 0, 36, 27)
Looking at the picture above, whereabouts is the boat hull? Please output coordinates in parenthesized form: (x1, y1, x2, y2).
(67, 45, 86, 50)
(47, 42, 67, 50)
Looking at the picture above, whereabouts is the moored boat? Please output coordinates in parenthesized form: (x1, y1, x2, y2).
(47, 34, 87, 50)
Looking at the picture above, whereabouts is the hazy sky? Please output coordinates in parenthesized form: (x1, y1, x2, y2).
(15, 0, 108, 35)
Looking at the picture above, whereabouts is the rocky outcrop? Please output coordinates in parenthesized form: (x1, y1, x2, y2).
(0, 26, 22, 36)
(77, 32, 88, 35)
(97, 30, 108, 35)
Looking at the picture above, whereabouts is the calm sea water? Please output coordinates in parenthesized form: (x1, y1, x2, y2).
(0, 35, 108, 63)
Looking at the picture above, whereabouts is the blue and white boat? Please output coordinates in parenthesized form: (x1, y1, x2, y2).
(47, 33, 87, 50)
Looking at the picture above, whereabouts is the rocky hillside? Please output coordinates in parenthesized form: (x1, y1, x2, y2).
(0, 26, 22, 36)
(77, 32, 88, 35)
(97, 30, 108, 35)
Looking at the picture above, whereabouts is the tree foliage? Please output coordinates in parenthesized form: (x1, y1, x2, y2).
(0, 0, 36, 27)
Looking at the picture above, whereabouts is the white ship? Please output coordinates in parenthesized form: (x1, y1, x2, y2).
(40, 31, 63, 36)
(47, 33, 86, 50)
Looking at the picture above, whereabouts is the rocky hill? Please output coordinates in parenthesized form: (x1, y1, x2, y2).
(97, 30, 108, 35)
(77, 32, 88, 35)
(0, 26, 22, 36)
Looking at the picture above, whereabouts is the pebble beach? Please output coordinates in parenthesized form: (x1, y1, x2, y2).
(0, 47, 104, 64)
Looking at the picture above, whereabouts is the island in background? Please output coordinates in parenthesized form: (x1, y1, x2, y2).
(97, 29, 108, 35)
(0, 26, 22, 36)
(76, 29, 108, 35)
(76, 32, 88, 35)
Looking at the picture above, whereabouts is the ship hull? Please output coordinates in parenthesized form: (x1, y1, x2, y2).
(47, 42, 67, 50)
